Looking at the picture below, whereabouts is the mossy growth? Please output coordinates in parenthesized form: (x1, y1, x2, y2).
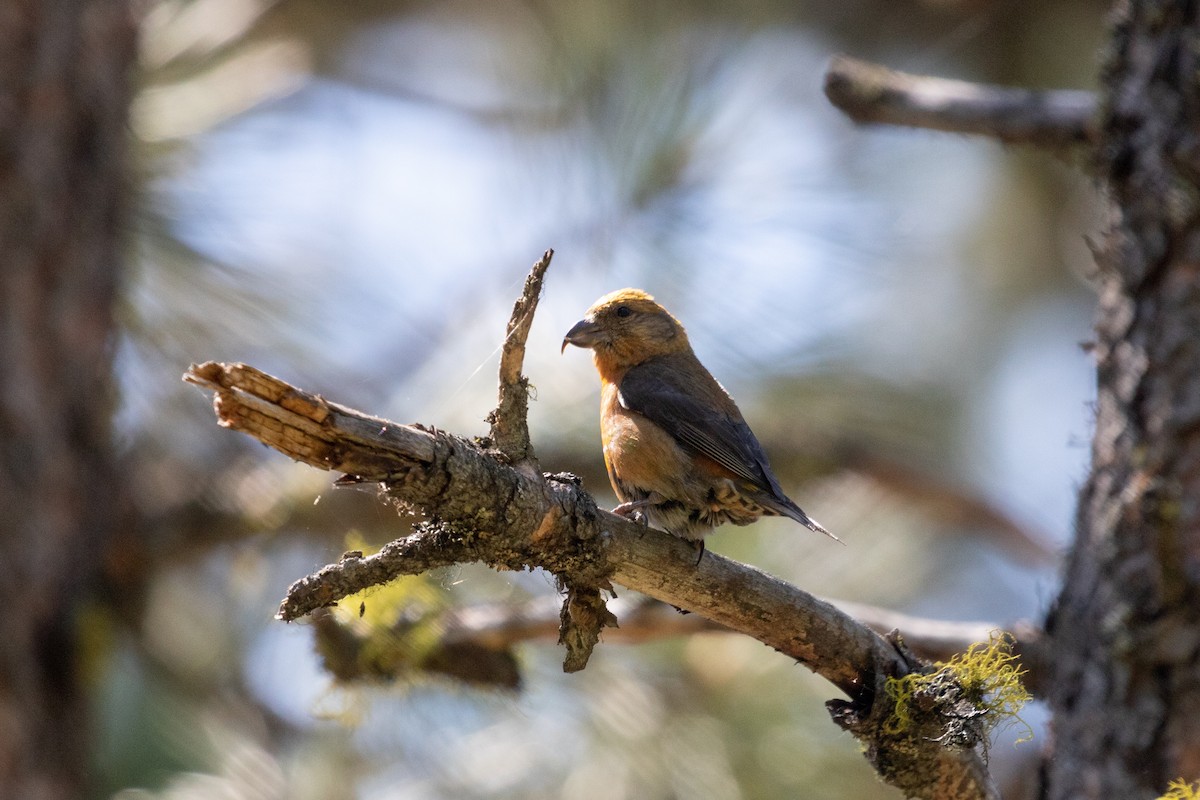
(1160, 779, 1200, 800)
(310, 533, 521, 691)
(883, 632, 1032, 754)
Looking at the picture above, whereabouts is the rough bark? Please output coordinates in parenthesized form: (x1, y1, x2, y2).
(184, 360, 894, 696)
(0, 3, 137, 798)
(186, 338, 1002, 798)
(820, 4, 1200, 794)
(1044, 1, 1200, 797)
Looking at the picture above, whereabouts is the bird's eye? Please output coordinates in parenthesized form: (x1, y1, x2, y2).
(616, 306, 632, 318)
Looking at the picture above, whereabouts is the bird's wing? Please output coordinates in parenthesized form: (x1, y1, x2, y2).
(618, 358, 780, 494)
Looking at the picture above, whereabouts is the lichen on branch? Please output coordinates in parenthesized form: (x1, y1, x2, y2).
(884, 632, 1032, 754)
(184, 252, 1001, 800)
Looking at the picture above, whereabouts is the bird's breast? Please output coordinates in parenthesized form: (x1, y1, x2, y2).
(600, 381, 693, 498)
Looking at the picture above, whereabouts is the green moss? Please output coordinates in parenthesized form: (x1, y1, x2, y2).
(1160, 779, 1200, 800)
(883, 632, 1032, 749)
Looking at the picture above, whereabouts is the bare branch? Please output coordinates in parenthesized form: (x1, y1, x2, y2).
(824, 54, 1098, 148)
(185, 358, 998, 799)
(276, 532, 480, 620)
(441, 596, 728, 648)
(183, 254, 1002, 799)
(425, 594, 1050, 695)
(488, 249, 554, 469)
(183, 360, 436, 475)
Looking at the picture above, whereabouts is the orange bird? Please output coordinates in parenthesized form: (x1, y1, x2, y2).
(562, 288, 838, 550)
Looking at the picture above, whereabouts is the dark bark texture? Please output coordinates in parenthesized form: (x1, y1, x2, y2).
(1046, 1, 1200, 797)
(0, 2, 137, 798)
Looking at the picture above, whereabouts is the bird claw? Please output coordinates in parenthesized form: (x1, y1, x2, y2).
(612, 501, 652, 526)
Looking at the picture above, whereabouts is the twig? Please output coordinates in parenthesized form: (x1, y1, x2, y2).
(488, 249, 553, 469)
(824, 54, 1098, 148)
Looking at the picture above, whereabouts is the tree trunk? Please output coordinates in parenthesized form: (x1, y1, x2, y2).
(0, 3, 137, 798)
(1045, 1, 1200, 797)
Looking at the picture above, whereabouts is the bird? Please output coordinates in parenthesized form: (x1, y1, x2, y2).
(562, 288, 838, 557)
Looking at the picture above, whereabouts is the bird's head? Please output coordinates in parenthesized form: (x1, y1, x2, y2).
(562, 288, 690, 372)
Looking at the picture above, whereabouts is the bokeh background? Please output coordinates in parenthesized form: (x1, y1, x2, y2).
(104, 0, 1107, 797)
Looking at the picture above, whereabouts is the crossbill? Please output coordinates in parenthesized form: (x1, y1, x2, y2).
(562, 288, 838, 551)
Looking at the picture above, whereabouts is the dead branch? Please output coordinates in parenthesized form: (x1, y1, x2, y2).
(824, 54, 1098, 148)
(487, 248, 552, 469)
(402, 593, 1049, 694)
(184, 254, 1001, 800)
(442, 595, 728, 647)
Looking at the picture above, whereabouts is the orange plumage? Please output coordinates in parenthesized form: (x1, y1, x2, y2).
(562, 288, 837, 545)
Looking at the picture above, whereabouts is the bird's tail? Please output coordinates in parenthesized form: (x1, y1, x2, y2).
(766, 494, 843, 544)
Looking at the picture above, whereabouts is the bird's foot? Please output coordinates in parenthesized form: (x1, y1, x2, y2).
(612, 503, 650, 529)
(612, 497, 655, 517)
(690, 539, 705, 566)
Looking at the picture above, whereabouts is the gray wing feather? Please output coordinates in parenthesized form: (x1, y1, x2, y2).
(618, 360, 780, 494)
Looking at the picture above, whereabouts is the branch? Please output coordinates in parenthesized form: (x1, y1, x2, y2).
(832, 601, 1050, 697)
(406, 594, 1050, 695)
(441, 595, 727, 647)
(183, 256, 1001, 799)
(182, 360, 998, 797)
(487, 248, 553, 469)
(309, 597, 722, 690)
(824, 54, 1098, 148)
